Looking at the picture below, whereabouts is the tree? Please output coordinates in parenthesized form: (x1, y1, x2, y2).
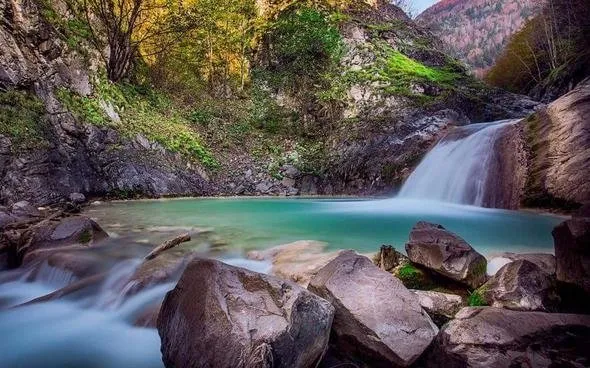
(83, 0, 196, 81)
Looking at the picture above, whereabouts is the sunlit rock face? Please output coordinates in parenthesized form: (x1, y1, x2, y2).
(157, 258, 334, 368)
(520, 78, 590, 209)
(308, 251, 438, 367)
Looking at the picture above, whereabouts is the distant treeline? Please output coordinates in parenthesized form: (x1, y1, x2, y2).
(485, 0, 590, 100)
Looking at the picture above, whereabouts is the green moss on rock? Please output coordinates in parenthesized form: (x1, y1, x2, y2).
(0, 89, 48, 149)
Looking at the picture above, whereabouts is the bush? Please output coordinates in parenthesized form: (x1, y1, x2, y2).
(261, 7, 344, 91)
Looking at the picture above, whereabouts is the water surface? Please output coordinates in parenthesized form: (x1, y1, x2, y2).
(87, 197, 564, 255)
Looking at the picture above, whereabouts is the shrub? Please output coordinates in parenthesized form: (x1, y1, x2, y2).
(397, 263, 431, 289)
(261, 7, 344, 91)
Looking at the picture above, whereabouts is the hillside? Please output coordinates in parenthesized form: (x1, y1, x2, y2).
(417, 0, 541, 76)
(485, 0, 590, 101)
(0, 0, 536, 206)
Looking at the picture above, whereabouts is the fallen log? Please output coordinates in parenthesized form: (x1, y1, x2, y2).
(144, 233, 191, 260)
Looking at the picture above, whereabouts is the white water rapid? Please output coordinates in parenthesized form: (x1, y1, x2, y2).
(398, 120, 516, 206)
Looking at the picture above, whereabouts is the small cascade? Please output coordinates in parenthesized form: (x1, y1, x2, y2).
(398, 120, 517, 206)
(30, 261, 77, 289)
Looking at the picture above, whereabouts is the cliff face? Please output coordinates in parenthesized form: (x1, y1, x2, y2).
(0, 0, 210, 205)
(417, 0, 541, 77)
(290, 2, 538, 194)
(521, 78, 590, 208)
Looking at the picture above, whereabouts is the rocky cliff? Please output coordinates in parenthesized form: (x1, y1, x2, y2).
(417, 0, 540, 77)
(483, 78, 590, 210)
(0, 0, 211, 205)
(256, 1, 538, 195)
(521, 78, 590, 209)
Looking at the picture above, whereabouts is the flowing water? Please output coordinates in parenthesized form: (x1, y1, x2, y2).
(399, 120, 515, 206)
(0, 118, 569, 367)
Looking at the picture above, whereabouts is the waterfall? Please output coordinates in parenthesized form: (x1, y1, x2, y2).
(398, 120, 516, 206)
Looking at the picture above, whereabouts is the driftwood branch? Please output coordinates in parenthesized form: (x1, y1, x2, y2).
(144, 233, 191, 260)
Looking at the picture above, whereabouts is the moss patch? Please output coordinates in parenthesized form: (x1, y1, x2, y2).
(78, 229, 92, 244)
(57, 77, 219, 169)
(397, 263, 433, 289)
(0, 89, 48, 149)
(467, 288, 488, 307)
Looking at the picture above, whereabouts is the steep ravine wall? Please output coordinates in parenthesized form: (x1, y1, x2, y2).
(521, 78, 590, 209)
(0, 0, 212, 205)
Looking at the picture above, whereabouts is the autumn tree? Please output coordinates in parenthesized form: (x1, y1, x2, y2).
(83, 0, 197, 81)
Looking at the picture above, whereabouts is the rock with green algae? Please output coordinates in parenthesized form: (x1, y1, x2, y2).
(405, 222, 487, 289)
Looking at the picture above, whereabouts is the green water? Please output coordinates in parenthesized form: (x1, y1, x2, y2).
(86, 197, 565, 256)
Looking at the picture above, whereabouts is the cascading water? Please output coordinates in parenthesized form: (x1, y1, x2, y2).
(398, 120, 516, 206)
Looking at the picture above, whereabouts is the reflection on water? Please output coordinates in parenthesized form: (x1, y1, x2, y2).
(0, 197, 565, 367)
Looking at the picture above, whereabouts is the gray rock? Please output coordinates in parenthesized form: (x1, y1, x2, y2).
(553, 218, 590, 294)
(405, 222, 487, 288)
(0, 210, 16, 229)
(19, 216, 108, 263)
(308, 251, 438, 367)
(480, 260, 559, 311)
(68, 192, 86, 204)
(255, 181, 272, 194)
(157, 258, 334, 368)
(425, 307, 590, 367)
(412, 290, 464, 327)
(281, 164, 299, 178)
(11, 201, 41, 217)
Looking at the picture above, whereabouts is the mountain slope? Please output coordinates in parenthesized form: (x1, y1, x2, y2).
(417, 0, 541, 76)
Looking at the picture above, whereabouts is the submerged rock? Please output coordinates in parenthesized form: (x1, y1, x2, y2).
(553, 218, 590, 294)
(412, 290, 464, 327)
(480, 259, 559, 311)
(405, 222, 487, 288)
(20, 216, 108, 259)
(247, 240, 341, 287)
(157, 258, 334, 368)
(425, 307, 590, 367)
(308, 251, 438, 367)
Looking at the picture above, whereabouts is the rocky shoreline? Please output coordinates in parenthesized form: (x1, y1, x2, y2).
(1, 198, 589, 367)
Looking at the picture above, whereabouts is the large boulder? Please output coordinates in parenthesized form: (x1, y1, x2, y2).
(425, 307, 590, 367)
(412, 290, 464, 327)
(480, 259, 559, 311)
(308, 251, 438, 367)
(157, 258, 334, 368)
(405, 222, 487, 288)
(553, 218, 590, 294)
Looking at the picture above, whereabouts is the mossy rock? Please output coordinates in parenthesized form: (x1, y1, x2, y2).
(396, 263, 434, 290)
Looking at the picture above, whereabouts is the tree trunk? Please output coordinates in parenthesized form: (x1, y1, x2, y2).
(107, 33, 134, 82)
